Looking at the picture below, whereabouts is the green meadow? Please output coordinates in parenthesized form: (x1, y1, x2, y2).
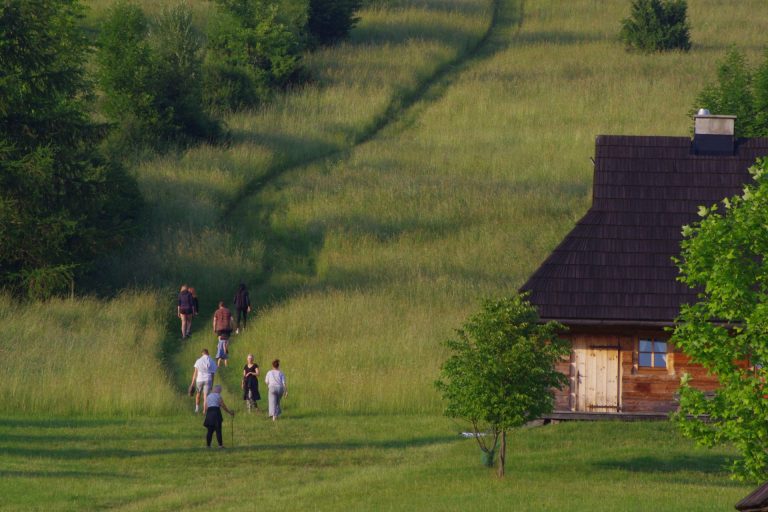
(2, 0, 767, 508)
(0, 417, 751, 511)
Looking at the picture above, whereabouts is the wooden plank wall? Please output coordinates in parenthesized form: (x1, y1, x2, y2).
(553, 330, 721, 413)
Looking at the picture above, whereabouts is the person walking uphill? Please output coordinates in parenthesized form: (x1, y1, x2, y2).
(213, 301, 233, 339)
(265, 359, 287, 421)
(242, 354, 260, 411)
(178, 285, 195, 339)
(203, 385, 234, 448)
(233, 283, 251, 334)
(190, 349, 217, 414)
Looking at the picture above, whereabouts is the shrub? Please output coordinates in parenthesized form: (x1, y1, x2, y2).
(693, 48, 768, 138)
(307, 0, 362, 46)
(97, 1, 218, 153)
(204, 0, 304, 111)
(619, 0, 691, 53)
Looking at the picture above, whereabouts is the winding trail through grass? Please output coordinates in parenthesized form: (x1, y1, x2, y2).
(202, 0, 530, 401)
(223, 0, 520, 219)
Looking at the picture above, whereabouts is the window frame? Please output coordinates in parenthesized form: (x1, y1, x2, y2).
(637, 337, 668, 370)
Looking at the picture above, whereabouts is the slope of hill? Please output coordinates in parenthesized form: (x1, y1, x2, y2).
(216, 0, 768, 413)
(3, 1, 767, 509)
(2, 0, 494, 415)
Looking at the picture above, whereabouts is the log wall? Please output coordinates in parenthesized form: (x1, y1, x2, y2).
(553, 328, 721, 413)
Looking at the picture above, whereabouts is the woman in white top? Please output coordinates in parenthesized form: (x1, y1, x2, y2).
(264, 359, 287, 421)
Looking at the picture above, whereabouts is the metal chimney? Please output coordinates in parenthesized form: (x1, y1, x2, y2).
(693, 109, 735, 155)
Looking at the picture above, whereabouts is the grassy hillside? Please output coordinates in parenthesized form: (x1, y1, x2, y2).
(6, 0, 768, 416)
(0, 293, 178, 416)
(2, 0, 494, 415)
(221, 0, 768, 414)
(3, 1, 767, 509)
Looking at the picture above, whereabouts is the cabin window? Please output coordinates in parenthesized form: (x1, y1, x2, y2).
(638, 339, 667, 368)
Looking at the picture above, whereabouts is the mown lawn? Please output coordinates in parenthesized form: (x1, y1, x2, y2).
(0, 415, 750, 511)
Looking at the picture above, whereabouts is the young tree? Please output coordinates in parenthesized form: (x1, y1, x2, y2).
(672, 158, 768, 481)
(0, 0, 141, 298)
(307, 0, 362, 47)
(97, 1, 218, 153)
(619, 0, 691, 53)
(693, 49, 756, 137)
(435, 295, 570, 477)
(203, 0, 304, 111)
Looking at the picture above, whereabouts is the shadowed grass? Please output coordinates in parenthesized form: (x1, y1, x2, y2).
(0, 416, 751, 511)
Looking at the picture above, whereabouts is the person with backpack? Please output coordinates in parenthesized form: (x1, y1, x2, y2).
(178, 284, 195, 339)
(233, 283, 251, 334)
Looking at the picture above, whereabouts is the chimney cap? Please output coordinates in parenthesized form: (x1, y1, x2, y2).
(693, 112, 736, 155)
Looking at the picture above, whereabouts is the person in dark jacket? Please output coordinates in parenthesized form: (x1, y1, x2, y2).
(233, 283, 251, 334)
(189, 287, 199, 316)
(203, 385, 234, 448)
(178, 284, 195, 339)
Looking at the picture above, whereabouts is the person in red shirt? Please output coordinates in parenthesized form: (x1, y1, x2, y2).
(212, 300, 233, 339)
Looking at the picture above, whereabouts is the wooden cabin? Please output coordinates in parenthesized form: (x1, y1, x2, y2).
(521, 114, 768, 414)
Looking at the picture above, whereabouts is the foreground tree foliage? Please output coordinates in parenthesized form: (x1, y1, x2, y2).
(672, 158, 768, 481)
(0, 0, 142, 298)
(435, 295, 570, 477)
(694, 48, 768, 138)
(619, 0, 690, 53)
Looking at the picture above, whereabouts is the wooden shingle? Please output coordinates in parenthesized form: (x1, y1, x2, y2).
(521, 135, 768, 323)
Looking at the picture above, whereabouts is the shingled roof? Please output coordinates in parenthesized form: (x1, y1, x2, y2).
(521, 135, 768, 325)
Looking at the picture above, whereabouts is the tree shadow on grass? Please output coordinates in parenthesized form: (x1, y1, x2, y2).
(512, 30, 610, 47)
(0, 470, 130, 480)
(0, 434, 456, 460)
(591, 453, 744, 486)
(0, 417, 128, 429)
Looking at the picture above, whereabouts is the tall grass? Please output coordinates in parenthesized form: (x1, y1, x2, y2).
(225, 0, 768, 414)
(0, 293, 179, 415)
(9, 0, 767, 416)
(3, 0, 494, 414)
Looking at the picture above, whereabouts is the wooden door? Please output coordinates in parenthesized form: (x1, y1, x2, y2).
(572, 338, 620, 412)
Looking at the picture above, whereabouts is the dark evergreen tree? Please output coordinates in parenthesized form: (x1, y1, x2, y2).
(0, 0, 142, 298)
(619, 0, 691, 53)
(307, 0, 362, 46)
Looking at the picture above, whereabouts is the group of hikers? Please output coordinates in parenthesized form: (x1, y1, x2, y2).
(177, 283, 251, 340)
(180, 283, 288, 448)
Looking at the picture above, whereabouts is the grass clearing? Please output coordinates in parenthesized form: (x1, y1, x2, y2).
(0, 415, 751, 511)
